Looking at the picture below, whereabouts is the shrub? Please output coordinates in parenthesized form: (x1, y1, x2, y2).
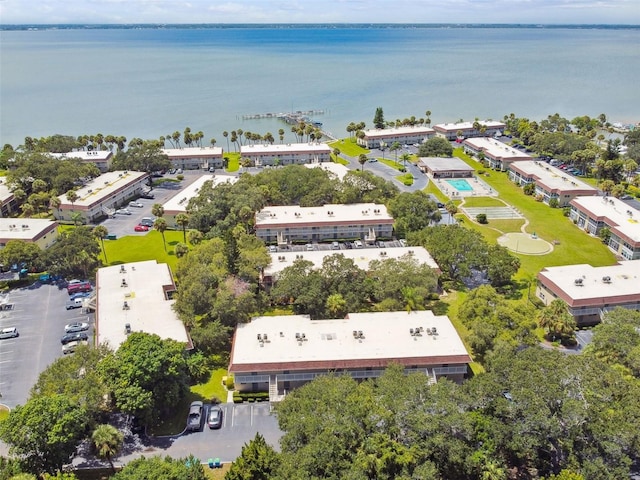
(176, 174, 184, 181)
(548, 198, 559, 208)
(225, 375, 235, 390)
(476, 213, 488, 224)
(523, 183, 535, 196)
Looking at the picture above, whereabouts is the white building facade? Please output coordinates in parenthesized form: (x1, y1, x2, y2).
(240, 142, 331, 167)
(356, 126, 436, 149)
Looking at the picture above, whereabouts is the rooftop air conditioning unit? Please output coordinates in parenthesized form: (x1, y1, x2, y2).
(574, 278, 584, 286)
(602, 276, 611, 283)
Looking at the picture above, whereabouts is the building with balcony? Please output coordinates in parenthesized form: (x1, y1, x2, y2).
(463, 137, 532, 171)
(162, 147, 224, 170)
(162, 174, 238, 228)
(229, 311, 471, 401)
(0, 179, 17, 218)
(0, 218, 59, 250)
(54, 171, 149, 224)
(95, 260, 192, 350)
(356, 126, 435, 149)
(536, 261, 640, 326)
(569, 196, 640, 260)
(240, 142, 331, 167)
(255, 203, 394, 244)
(508, 161, 597, 206)
(262, 246, 439, 288)
(433, 121, 506, 141)
(50, 150, 114, 172)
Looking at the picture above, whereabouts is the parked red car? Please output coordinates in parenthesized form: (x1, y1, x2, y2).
(134, 224, 149, 232)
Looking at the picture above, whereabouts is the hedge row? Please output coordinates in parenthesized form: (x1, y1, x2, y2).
(232, 391, 270, 403)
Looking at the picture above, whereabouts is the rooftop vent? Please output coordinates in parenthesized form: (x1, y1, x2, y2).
(574, 278, 584, 286)
(602, 276, 611, 283)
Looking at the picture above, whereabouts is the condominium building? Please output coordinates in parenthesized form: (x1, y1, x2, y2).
(54, 171, 149, 224)
(433, 121, 506, 140)
(240, 142, 332, 167)
(162, 147, 224, 170)
(229, 311, 471, 400)
(262, 246, 439, 288)
(0, 218, 59, 250)
(536, 261, 640, 325)
(0, 179, 17, 218)
(509, 161, 597, 206)
(356, 126, 435, 149)
(162, 174, 238, 227)
(95, 260, 192, 350)
(569, 196, 640, 260)
(254, 203, 394, 244)
(463, 137, 532, 171)
(50, 150, 113, 172)
(417, 157, 474, 178)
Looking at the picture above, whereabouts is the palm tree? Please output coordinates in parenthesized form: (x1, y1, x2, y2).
(401, 286, 423, 313)
(70, 212, 83, 226)
(66, 190, 79, 209)
(49, 195, 61, 213)
(93, 225, 109, 263)
(91, 424, 123, 473)
(400, 152, 411, 170)
(175, 213, 189, 243)
(223, 131, 229, 151)
(174, 242, 189, 258)
(445, 201, 458, 223)
(390, 141, 401, 162)
(21, 203, 34, 218)
(151, 203, 165, 219)
(358, 154, 368, 171)
(332, 147, 341, 163)
(154, 217, 168, 252)
(187, 230, 203, 245)
(538, 299, 576, 341)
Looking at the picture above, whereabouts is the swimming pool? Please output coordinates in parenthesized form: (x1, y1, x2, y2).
(446, 179, 473, 191)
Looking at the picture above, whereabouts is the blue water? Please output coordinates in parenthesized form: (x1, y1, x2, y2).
(1, 25, 639, 147)
(446, 179, 474, 191)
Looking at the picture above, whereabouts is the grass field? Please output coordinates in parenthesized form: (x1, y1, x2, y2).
(461, 197, 506, 208)
(379, 158, 405, 171)
(395, 173, 414, 186)
(328, 138, 369, 157)
(102, 230, 187, 271)
(332, 155, 349, 166)
(0, 405, 9, 422)
(190, 368, 229, 404)
(226, 153, 240, 172)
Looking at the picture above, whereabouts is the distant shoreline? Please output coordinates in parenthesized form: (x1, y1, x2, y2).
(2, 23, 640, 31)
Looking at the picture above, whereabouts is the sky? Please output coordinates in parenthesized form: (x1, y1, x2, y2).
(1, 0, 639, 25)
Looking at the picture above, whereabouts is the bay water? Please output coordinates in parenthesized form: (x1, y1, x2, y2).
(1, 25, 639, 147)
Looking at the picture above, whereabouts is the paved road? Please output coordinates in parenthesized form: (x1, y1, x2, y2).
(72, 402, 283, 468)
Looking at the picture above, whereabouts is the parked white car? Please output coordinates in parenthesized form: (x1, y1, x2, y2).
(129, 201, 144, 208)
(115, 208, 132, 215)
(0, 327, 19, 339)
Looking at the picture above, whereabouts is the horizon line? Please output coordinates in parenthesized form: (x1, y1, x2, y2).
(2, 22, 639, 27)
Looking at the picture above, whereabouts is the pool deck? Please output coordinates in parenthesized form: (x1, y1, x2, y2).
(432, 174, 496, 198)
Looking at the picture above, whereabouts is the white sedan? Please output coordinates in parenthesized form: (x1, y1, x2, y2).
(64, 322, 89, 333)
(115, 208, 132, 215)
(129, 201, 144, 208)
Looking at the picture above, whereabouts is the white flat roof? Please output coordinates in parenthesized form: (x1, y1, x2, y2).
(163, 175, 238, 214)
(241, 142, 332, 155)
(538, 261, 640, 307)
(58, 171, 148, 207)
(162, 147, 223, 158)
(363, 126, 435, 139)
(464, 137, 532, 160)
(255, 203, 393, 228)
(303, 162, 350, 180)
(434, 120, 505, 132)
(511, 161, 597, 193)
(0, 178, 14, 203)
(230, 311, 471, 372)
(265, 247, 439, 278)
(50, 150, 112, 161)
(96, 260, 190, 350)
(418, 157, 474, 172)
(0, 218, 57, 240)
(572, 196, 640, 244)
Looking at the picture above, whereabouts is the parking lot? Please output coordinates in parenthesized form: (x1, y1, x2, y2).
(0, 283, 95, 409)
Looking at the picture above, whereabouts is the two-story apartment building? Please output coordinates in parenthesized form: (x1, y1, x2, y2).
(255, 203, 394, 244)
(356, 126, 435, 149)
(463, 137, 532, 171)
(240, 142, 331, 167)
(0, 218, 59, 250)
(162, 147, 224, 170)
(433, 121, 506, 140)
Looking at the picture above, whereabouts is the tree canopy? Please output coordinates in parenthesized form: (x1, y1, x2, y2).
(417, 137, 453, 157)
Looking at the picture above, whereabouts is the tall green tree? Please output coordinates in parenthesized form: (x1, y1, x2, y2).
(93, 225, 109, 263)
(373, 107, 385, 129)
(358, 154, 368, 171)
(418, 137, 453, 157)
(0, 395, 89, 475)
(175, 212, 189, 243)
(113, 455, 206, 480)
(224, 433, 280, 480)
(388, 191, 441, 237)
(538, 299, 576, 341)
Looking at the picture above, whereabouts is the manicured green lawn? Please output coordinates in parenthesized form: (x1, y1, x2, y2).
(395, 173, 414, 186)
(102, 231, 186, 271)
(379, 158, 405, 171)
(328, 138, 369, 157)
(423, 179, 449, 203)
(462, 197, 506, 208)
(226, 153, 240, 172)
(332, 155, 349, 166)
(481, 218, 526, 233)
(0, 405, 9, 422)
(190, 368, 229, 404)
(450, 148, 617, 277)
